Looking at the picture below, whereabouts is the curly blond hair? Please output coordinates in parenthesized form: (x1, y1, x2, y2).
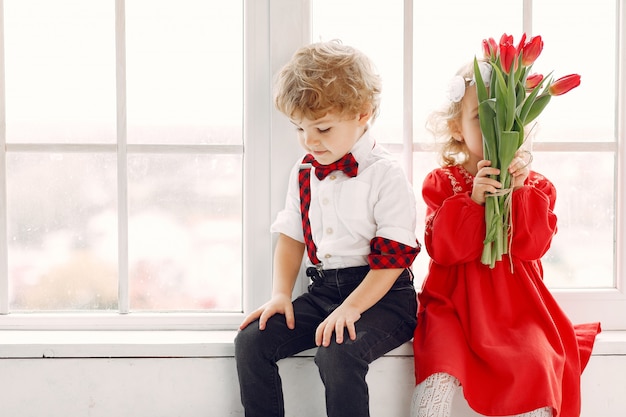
(427, 61, 477, 167)
(274, 40, 382, 122)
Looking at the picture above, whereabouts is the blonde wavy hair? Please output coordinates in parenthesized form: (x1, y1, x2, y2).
(427, 61, 477, 167)
(274, 40, 382, 122)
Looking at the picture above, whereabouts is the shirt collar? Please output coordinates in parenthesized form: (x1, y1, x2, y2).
(350, 128, 375, 166)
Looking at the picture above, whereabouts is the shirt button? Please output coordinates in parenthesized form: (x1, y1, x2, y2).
(324, 254, 332, 259)
(329, 175, 336, 180)
(322, 198, 329, 205)
(326, 228, 333, 234)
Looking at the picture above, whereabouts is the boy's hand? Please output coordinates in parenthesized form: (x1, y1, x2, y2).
(315, 304, 361, 347)
(238, 293, 295, 331)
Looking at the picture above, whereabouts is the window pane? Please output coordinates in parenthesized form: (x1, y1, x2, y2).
(534, 152, 615, 288)
(414, 0, 521, 144)
(126, 0, 243, 145)
(311, 0, 404, 144)
(128, 154, 242, 311)
(7, 153, 118, 310)
(533, 0, 616, 142)
(4, 0, 116, 144)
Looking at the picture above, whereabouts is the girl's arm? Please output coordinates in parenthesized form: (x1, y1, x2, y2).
(238, 233, 304, 331)
(423, 171, 486, 265)
(509, 176, 557, 260)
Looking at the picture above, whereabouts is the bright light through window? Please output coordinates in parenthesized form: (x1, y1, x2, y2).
(3, 0, 244, 312)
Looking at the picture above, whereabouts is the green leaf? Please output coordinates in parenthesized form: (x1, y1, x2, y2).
(478, 100, 497, 164)
(483, 197, 499, 243)
(473, 58, 489, 103)
(505, 71, 516, 131)
(498, 131, 520, 175)
(492, 65, 508, 103)
(524, 94, 552, 125)
(513, 118, 526, 148)
(515, 81, 526, 107)
(518, 74, 551, 122)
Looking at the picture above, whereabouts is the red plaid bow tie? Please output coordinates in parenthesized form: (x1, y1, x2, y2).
(303, 153, 359, 180)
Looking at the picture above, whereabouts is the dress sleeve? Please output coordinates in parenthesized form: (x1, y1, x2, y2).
(422, 170, 486, 266)
(509, 172, 558, 260)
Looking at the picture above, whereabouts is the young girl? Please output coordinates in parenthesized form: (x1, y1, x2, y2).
(235, 41, 420, 417)
(410, 61, 601, 417)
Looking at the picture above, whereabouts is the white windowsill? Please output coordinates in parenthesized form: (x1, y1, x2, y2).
(0, 330, 623, 359)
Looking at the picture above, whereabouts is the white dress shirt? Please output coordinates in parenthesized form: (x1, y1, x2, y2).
(271, 130, 418, 269)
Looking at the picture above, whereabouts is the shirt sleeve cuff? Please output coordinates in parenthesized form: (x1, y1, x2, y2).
(368, 236, 421, 269)
(270, 210, 304, 243)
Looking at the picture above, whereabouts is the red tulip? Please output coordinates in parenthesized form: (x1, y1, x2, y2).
(498, 34, 518, 74)
(516, 33, 527, 54)
(549, 74, 581, 96)
(499, 33, 514, 46)
(499, 42, 517, 74)
(525, 73, 543, 89)
(521, 36, 543, 66)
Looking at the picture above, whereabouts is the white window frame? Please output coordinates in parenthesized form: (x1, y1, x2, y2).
(0, 0, 624, 333)
(528, 0, 626, 330)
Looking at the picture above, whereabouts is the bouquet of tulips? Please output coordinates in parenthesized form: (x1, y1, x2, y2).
(474, 33, 580, 268)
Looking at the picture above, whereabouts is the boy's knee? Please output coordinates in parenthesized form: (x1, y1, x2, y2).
(234, 326, 259, 358)
(314, 341, 365, 371)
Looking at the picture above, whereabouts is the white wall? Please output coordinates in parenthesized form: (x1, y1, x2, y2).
(0, 332, 623, 417)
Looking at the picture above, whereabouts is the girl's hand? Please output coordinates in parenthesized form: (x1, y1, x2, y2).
(315, 304, 361, 347)
(471, 159, 501, 205)
(238, 293, 295, 331)
(509, 151, 532, 189)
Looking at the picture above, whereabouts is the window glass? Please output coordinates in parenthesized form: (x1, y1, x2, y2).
(4, 0, 116, 144)
(127, 153, 242, 311)
(311, 0, 404, 144)
(7, 153, 118, 310)
(126, 0, 243, 145)
(1, 0, 244, 314)
(534, 152, 615, 288)
(413, 1, 521, 144)
(533, 0, 616, 142)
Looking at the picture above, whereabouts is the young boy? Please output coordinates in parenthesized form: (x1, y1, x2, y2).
(234, 40, 420, 417)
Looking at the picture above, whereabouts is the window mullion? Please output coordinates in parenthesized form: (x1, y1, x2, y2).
(0, 0, 7, 315)
(403, 0, 413, 183)
(616, 0, 626, 293)
(116, 0, 129, 314)
(523, 0, 533, 35)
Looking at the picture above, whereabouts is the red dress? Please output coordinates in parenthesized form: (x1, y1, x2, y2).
(412, 165, 600, 417)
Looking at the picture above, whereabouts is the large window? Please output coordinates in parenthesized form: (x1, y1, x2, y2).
(0, 0, 243, 323)
(1, 0, 623, 331)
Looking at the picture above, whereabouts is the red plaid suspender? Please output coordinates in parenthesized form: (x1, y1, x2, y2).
(298, 160, 322, 266)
